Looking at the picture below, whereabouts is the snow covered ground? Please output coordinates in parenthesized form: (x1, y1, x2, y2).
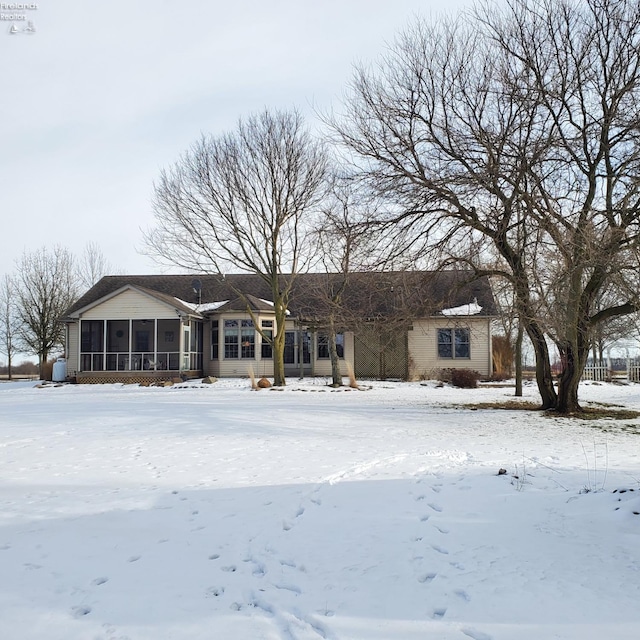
(1, 377, 639, 640)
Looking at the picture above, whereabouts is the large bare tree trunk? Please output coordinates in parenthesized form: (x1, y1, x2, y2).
(556, 344, 584, 414)
(327, 315, 342, 386)
(515, 320, 523, 398)
(272, 306, 287, 386)
(525, 320, 557, 410)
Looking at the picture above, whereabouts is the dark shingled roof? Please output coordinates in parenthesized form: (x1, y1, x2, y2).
(65, 271, 497, 320)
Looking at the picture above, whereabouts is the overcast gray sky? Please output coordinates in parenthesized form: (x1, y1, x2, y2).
(1, 0, 474, 280)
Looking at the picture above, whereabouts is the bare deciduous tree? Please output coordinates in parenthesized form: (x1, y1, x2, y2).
(0, 274, 19, 379)
(309, 181, 374, 385)
(77, 242, 119, 291)
(333, 0, 640, 412)
(14, 246, 79, 378)
(144, 109, 329, 385)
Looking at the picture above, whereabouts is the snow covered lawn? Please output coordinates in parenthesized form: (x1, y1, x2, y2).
(1, 378, 639, 640)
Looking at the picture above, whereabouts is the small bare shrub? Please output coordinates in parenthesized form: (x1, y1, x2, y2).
(450, 368, 480, 389)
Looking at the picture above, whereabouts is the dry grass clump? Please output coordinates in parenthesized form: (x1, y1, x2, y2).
(460, 401, 640, 420)
(248, 366, 258, 390)
(346, 361, 359, 389)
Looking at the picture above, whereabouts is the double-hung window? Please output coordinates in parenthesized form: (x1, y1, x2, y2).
(211, 320, 219, 359)
(224, 319, 255, 359)
(437, 328, 470, 359)
(240, 320, 255, 359)
(224, 320, 239, 358)
(261, 320, 273, 359)
(317, 332, 344, 359)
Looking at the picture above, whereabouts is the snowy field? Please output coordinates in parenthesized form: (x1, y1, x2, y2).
(1, 378, 639, 640)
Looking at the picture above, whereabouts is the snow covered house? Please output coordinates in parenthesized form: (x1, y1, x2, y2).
(61, 271, 497, 383)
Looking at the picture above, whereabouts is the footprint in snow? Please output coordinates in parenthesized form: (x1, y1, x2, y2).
(91, 576, 109, 586)
(221, 565, 237, 572)
(420, 515, 430, 522)
(279, 558, 296, 568)
(461, 627, 493, 640)
(205, 586, 225, 597)
(431, 544, 449, 555)
(208, 553, 220, 560)
(432, 607, 447, 619)
(247, 559, 266, 577)
(127, 555, 141, 563)
(275, 582, 302, 594)
(434, 525, 450, 534)
(428, 503, 443, 512)
(431, 485, 442, 493)
(71, 605, 92, 618)
(415, 494, 425, 501)
(417, 572, 437, 584)
(454, 588, 471, 601)
(295, 506, 305, 518)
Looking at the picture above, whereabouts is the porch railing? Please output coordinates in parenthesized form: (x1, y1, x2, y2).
(81, 352, 182, 372)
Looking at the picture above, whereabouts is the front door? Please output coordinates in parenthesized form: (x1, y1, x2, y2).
(284, 330, 312, 375)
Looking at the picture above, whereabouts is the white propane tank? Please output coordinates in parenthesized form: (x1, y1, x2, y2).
(52, 358, 67, 382)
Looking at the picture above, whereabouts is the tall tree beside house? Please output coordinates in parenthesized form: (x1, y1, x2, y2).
(145, 109, 329, 386)
(0, 274, 19, 379)
(309, 182, 375, 386)
(14, 246, 79, 378)
(333, 0, 640, 413)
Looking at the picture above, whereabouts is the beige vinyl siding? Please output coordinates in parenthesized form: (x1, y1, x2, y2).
(212, 313, 276, 378)
(408, 318, 492, 377)
(202, 320, 217, 377)
(312, 332, 354, 377)
(81, 290, 180, 320)
(66, 322, 79, 374)
(216, 355, 274, 378)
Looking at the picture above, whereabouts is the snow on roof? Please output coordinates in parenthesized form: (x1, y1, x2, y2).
(260, 299, 291, 315)
(441, 301, 483, 316)
(175, 298, 229, 312)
